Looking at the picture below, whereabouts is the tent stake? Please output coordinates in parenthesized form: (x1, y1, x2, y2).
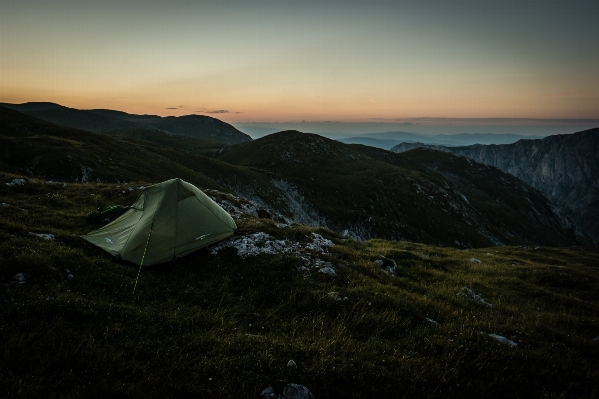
(132, 225, 153, 303)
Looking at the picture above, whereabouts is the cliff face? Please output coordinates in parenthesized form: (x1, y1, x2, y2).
(447, 129, 598, 241)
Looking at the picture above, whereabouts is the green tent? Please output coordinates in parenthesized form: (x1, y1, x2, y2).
(83, 178, 236, 266)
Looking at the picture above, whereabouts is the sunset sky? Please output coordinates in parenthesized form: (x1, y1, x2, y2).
(1, 0, 598, 124)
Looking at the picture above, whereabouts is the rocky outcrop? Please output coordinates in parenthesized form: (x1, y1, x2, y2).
(391, 129, 599, 241)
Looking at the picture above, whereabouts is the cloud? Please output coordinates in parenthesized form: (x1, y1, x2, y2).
(370, 99, 376, 103)
(165, 107, 178, 109)
(203, 110, 243, 114)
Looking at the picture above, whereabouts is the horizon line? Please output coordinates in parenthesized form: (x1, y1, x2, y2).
(2, 101, 599, 124)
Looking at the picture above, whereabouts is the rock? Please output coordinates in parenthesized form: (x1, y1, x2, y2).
(306, 233, 335, 251)
(81, 166, 93, 182)
(287, 359, 297, 368)
(374, 259, 384, 266)
(457, 287, 492, 307)
(591, 336, 599, 345)
(29, 232, 55, 241)
(210, 232, 292, 258)
(260, 384, 313, 399)
(319, 267, 336, 276)
(10, 273, 26, 284)
(5, 178, 26, 187)
(488, 334, 517, 347)
(66, 269, 74, 281)
(283, 383, 314, 399)
(425, 318, 438, 324)
(260, 386, 277, 399)
(470, 257, 482, 263)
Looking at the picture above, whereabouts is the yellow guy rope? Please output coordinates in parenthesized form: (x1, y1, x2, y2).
(132, 225, 153, 303)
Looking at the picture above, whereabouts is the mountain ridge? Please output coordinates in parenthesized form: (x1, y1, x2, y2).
(390, 129, 599, 241)
(0, 102, 252, 145)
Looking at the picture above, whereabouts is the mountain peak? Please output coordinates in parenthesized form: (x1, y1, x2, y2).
(0, 102, 65, 111)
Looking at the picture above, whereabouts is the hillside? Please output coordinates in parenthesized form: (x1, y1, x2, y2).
(1, 176, 598, 398)
(0, 102, 252, 145)
(0, 108, 589, 247)
(217, 131, 589, 247)
(390, 129, 599, 241)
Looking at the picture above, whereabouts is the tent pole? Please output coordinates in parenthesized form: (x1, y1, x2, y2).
(132, 224, 153, 303)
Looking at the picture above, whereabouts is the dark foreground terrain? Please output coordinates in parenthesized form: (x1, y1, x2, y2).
(1, 176, 598, 398)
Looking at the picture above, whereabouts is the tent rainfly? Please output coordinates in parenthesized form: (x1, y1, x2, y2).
(83, 178, 236, 266)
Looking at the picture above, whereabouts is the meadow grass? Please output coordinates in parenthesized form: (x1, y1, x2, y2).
(1, 174, 598, 398)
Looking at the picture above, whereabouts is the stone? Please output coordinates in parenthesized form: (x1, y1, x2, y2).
(260, 386, 277, 399)
(488, 334, 517, 347)
(283, 383, 314, 399)
(457, 287, 492, 307)
(10, 273, 26, 284)
(5, 178, 26, 187)
(319, 267, 336, 276)
(287, 359, 297, 368)
(29, 232, 55, 241)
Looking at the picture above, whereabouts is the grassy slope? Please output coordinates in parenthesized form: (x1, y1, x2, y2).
(1, 175, 598, 398)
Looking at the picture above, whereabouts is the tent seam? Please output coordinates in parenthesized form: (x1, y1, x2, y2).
(193, 196, 233, 229)
(173, 184, 180, 260)
(121, 192, 148, 252)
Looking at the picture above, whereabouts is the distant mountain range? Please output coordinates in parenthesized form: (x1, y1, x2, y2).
(0, 105, 589, 247)
(339, 132, 546, 149)
(390, 129, 599, 242)
(0, 102, 251, 145)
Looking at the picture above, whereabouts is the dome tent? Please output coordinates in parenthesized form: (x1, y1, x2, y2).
(83, 178, 236, 266)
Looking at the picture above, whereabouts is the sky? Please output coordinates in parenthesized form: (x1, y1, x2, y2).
(1, 0, 599, 131)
